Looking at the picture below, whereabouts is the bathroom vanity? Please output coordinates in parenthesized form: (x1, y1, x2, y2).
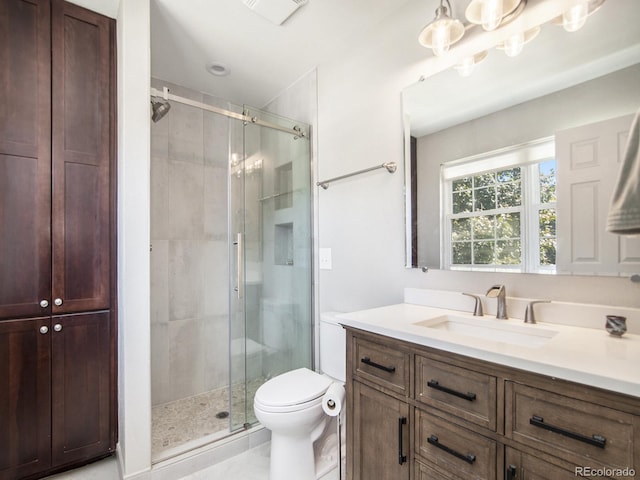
(340, 301, 640, 480)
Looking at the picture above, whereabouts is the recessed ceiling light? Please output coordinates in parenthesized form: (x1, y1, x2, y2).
(206, 63, 230, 76)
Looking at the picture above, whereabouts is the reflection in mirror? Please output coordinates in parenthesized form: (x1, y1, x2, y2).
(403, 0, 640, 275)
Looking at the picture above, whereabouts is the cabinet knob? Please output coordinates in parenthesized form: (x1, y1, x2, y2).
(40, 300, 49, 308)
(53, 324, 63, 332)
(39, 326, 49, 334)
(54, 298, 63, 306)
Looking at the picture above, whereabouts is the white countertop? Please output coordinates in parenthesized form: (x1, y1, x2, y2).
(337, 303, 640, 398)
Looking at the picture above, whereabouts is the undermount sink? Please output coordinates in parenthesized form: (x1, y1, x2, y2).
(414, 315, 558, 348)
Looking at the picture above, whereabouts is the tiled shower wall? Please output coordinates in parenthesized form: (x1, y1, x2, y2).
(150, 78, 232, 406)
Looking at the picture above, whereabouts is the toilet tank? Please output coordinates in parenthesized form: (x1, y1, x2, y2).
(319, 312, 346, 382)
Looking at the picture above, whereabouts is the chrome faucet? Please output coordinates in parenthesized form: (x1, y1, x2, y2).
(524, 300, 550, 324)
(462, 292, 484, 316)
(486, 285, 508, 319)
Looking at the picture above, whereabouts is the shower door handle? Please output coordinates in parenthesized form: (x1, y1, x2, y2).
(235, 233, 243, 299)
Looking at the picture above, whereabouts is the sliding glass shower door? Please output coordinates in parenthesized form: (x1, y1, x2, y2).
(229, 106, 312, 431)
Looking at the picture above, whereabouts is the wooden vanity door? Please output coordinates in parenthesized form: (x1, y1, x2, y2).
(351, 382, 410, 480)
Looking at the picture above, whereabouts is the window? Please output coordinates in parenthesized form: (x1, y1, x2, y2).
(442, 140, 556, 273)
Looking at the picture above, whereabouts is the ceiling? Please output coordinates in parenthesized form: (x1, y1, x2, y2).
(150, 0, 415, 107)
(403, 0, 640, 136)
(67, 0, 640, 125)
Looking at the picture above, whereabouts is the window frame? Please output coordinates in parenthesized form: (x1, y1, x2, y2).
(440, 139, 556, 273)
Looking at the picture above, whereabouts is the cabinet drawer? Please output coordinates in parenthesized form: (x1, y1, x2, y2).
(505, 446, 611, 480)
(506, 382, 635, 472)
(415, 409, 497, 480)
(353, 337, 409, 395)
(415, 460, 451, 480)
(415, 355, 497, 431)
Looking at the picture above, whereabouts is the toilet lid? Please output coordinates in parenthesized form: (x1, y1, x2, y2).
(254, 368, 332, 407)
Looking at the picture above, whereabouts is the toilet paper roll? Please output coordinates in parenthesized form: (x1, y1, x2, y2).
(322, 383, 345, 417)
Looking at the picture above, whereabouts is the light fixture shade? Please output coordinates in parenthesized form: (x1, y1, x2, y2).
(454, 50, 488, 76)
(418, 3, 465, 56)
(465, 0, 521, 31)
(496, 25, 541, 57)
(562, 0, 589, 32)
(551, 0, 605, 30)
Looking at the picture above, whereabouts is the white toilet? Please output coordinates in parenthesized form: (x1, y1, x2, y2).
(253, 313, 346, 480)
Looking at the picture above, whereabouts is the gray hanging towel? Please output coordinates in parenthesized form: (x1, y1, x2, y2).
(607, 108, 640, 234)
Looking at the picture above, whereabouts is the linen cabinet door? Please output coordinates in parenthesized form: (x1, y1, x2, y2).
(51, 0, 115, 315)
(351, 382, 410, 480)
(51, 311, 113, 466)
(0, 317, 51, 480)
(0, 0, 52, 321)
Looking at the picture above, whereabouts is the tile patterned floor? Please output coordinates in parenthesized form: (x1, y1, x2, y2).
(42, 443, 270, 480)
(152, 379, 265, 459)
(152, 387, 231, 455)
(43, 457, 120, 480)
(180, 442, 270, 480)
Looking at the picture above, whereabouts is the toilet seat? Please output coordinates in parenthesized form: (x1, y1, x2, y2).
(254, 368, 332, 413)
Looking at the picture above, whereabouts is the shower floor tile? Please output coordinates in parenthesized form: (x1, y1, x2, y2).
(152, 379, 265, 459)
(152, 387, 231, 456)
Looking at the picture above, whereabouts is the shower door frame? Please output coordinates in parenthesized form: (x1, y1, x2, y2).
(150, 86, 313, 441)
(229, 103, 314, 432)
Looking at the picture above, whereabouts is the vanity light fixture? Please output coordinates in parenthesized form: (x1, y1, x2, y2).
(418, 0, 465, 57)
(418, 0, 605, 76)
(553, 0, 605, 32)
(562, 0, 589, 32)
(454, 50, 488, 76)
(496, 25, 540, 57)
(465, 0, 523, 31)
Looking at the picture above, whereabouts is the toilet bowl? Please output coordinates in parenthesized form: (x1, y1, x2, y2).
(253, 313, 346, 480)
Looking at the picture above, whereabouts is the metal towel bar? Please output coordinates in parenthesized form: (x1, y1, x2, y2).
(317, 162, 397, 189)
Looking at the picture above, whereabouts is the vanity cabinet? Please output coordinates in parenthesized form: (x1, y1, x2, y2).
(505, 447, 610, 480)
(415, 409, 497, 479)
(0, 1, 117, 479)
(345, 328, 640, 480)
(351, 382, 410, 480)
(415, 354, 497, 432)
(505, 382, 636, 473)
(347, 334, 411, 480)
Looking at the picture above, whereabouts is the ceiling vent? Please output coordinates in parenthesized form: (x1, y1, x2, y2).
(242, 0, 308, 25)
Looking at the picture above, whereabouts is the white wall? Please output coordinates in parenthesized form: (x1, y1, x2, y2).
(316, 0, 640, 314)
(117, 0, 152, 477)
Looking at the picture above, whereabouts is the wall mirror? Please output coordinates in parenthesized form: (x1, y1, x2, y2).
(403, 0, 640, 275)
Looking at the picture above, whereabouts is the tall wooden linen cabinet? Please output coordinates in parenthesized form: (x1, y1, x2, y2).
(0, 0, 117, 479)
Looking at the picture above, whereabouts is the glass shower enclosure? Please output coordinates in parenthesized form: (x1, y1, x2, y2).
(149, 82, 312, 460)
(229, 107, 313, 430)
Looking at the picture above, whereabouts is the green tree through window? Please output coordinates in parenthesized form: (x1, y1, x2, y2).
(446, 160, 556, 273)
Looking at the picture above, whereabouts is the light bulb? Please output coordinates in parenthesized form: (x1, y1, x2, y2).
(481, 0, 503, 31)
(563, 0, 588, 32)
(431, 21, 452, 56)
(456, 57, 476, 77)
(504, 32, 524, 57)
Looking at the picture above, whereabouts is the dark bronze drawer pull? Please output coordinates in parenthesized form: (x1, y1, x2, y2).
(361, 356, 396, 373)
(506, 464, 517, 480)
(427, 435, 476, 464)
(398, 417, 407, 465)
(529, 415, 606, 448)
(427, 380, 477, 401)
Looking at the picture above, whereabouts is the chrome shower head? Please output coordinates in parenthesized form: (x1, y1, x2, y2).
(151, 97, 171, 123)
